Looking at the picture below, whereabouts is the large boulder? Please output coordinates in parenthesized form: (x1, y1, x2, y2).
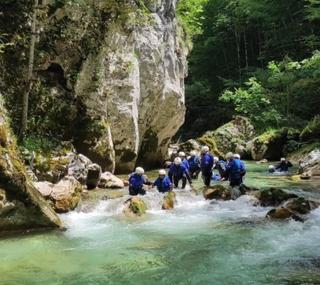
(68, 154, 92, 184)
(123, 197, 147, 217)
(162, 191, 176, 210)
(255, 188, 297, 207)
(35, 176, 82, 213)
(86, 163, 102, 190)
(31, 0, 187, 173)
(196, 116, 255, 158)
(33, 153, 72, 183)
(0, 99, 62, 233)
(299, 149, 320, 178)
(247, 129, 287, 161)
(98, 172, 124, 189)
(179, 139, 201, 153)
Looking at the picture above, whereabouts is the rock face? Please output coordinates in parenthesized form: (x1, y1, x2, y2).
(35, 176, 82, 213)
(123, 197, 147, 217)
(0, 99, 62, 233)
(34, 0, 187, 173)
(98, 172, 125, 189)
(299, 149, 320, 179)
(196, 116, 255, 157)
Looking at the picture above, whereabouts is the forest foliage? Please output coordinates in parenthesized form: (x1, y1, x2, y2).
(178, 0, 320, 138)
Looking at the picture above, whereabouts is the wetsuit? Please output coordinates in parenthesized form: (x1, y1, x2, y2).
(201, 152, 214, 187)
(168, 164, 192, 189)
(128, 173, 147, 195)
(153, 176, 172, 193)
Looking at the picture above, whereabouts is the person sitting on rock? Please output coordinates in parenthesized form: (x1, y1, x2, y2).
(188, 150, 201, 179)
(226, 153, 246, 187)
(128, 167, 148, 196)
(169, 157, 192, 189)
(213, 156, 228, 180)
(200, 146, 214, 187)
(275, 158, 293, 172)
(153, 169, 173, 193)
(179, 151, 190, 170)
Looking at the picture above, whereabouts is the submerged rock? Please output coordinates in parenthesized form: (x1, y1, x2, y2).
(35, 176, 82, 213)
(255, 188, 297, 207)
(86, 163, 102, 190)
(162, 191, 176, 210)
(285, 197, 319, 215)
(203, 185, 232, 200)
(266, 207, 297, 220)
(98, 172, 124, 189)
(123, 197, 147, 217)
(0, 99, 62, 233)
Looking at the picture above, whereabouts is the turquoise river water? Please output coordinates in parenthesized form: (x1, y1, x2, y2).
(1, 162, 320, 285)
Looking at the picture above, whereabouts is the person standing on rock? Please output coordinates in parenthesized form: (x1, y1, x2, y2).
(200, 146, 214, 187)
(153, 169, 173, 193)
(213, 156, 227, 180)
(128, 167, 148, 196)
(226, 154, 246, 187)
(168, 157, 192, 189)
(188, 150, 201, 179)
(179, 151, 190, 170)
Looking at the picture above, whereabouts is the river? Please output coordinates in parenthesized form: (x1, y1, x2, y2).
(0, 162, 320, 285)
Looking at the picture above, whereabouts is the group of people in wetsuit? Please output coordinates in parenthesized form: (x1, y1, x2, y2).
(128, 145, 247, 196)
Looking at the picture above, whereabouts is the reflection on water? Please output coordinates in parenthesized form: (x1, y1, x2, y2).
(0, 162, 320, 285)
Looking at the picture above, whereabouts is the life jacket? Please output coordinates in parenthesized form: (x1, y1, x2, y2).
(169, 164, 187, 178)
(188, 155, 200, 170)
(228, 159, 242, 180)
(154, 176, 172, 192)
(201, 153, 214, 172)
(129, 173, 146, 188)
(182, 158, 190, 170)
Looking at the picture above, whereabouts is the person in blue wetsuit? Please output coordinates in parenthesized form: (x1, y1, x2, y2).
(200, 146, 214, 187)
(275, 158, 293, 172)
(128, 167, 147, 195)
(213, 156, 227, 180)
(168, 157, 192, 189)
(179, 151, 190, 170)
(226, 154, 246, 187)
(153, 169, 173, 193)
(188, 150, 201, 179)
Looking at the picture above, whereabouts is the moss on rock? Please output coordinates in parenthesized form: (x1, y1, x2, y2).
(162, 191, 176, 210)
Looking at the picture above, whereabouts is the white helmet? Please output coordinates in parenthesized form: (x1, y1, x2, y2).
(158, 169, 166, 176)
(226, 152, 234, 160)
(190, 150, 197, 156)
(174, 157, 182, 165)
(135, 167, 145, 175)
(179, 151, 186, 157)
(281, 157, 286, 162)
(269, 165, 275, 170)
(233, 154, 241, 159)
(201, 146, 209, 153)
(214, 156, 219, 163)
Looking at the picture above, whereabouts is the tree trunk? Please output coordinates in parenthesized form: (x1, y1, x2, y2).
(244, 29, 248, 69)
(234, 28, 241, 82)
(20, 0, 38, 139)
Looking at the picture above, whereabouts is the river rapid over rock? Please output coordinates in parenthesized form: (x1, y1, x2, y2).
(0, 162, 320, 285)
